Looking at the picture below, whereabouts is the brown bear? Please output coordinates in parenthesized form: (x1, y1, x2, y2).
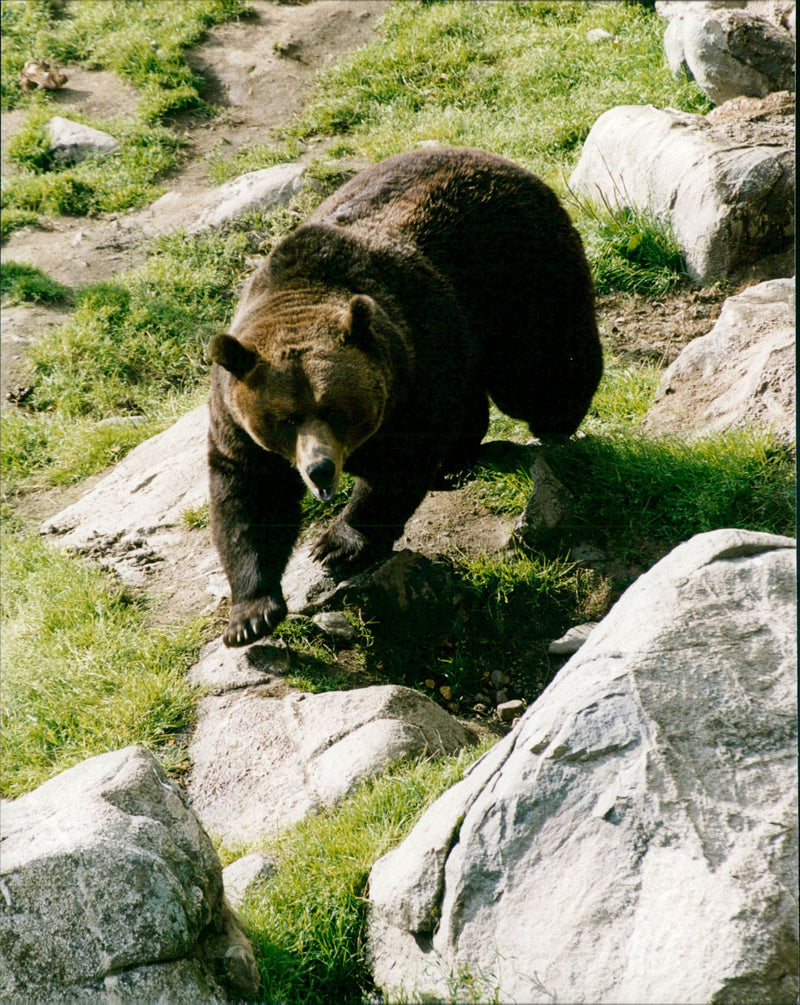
(208, 147, 602, 647)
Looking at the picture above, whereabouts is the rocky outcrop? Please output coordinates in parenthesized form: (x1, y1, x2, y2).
(187, 681, 476, 843)
(367, 529, 798, 1005)
(660, 3, 795, 104)
(40, 404, 212, 587)
(644, 277, 796, 442)
(0, 746, 260, 1003)
(569, 92, 794, 281)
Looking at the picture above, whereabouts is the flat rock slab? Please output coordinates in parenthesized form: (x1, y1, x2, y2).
(188, 162, 307, 233)
(187, 684, 477, 842)
(368, 528, 798, 1005)
(643, 277, 795, 442)
(569, 93, 794, 282)
(0, 746, 259, 1003)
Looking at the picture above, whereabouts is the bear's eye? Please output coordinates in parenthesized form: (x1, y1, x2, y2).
(278, 415, 302, 431)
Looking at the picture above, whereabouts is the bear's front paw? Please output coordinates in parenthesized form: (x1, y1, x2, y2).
(311, 522, 368, 570)
(224, 596, 287, 647)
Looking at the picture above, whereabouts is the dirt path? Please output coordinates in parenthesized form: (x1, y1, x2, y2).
(1, 0, 391, 412)
(0, 1, 390, 287)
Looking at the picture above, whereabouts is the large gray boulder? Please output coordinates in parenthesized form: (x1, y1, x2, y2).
(187, 683, 476, 842)
(368, 529, 798, 1005)
(569, 93, 794, 282)
(659, 2, 795, 103)
(643, 277, 795, 442)
(0, 746, 260, 1003)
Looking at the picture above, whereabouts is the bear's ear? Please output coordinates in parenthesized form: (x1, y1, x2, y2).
(208, 334, 258, 380)
(342, 295, 375, 351)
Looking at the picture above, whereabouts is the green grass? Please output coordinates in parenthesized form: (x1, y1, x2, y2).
(233, 744, 491, 1004)
(25, 229, 250, 417)
(0, 531, 206, 798)
(292, 1, 711, 177)
(544, 431, 796, 559)
(0, 409, 169, 492)
(1, 259, 71, 305)
(580, 203, 688, 297)
(1, 0, 250, 114)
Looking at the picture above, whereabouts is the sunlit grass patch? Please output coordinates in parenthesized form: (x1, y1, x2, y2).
(292, 1, 710, 183)
(233, 744, 492, 1004)
(0, 260, 71, 306)
(0, 531, 206, 798)
(24, 229, 250, 417)
(545, 430, 796, 558)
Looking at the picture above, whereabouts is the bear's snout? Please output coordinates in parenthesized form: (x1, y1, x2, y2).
(295, 420, 343, 503)
(306, 458, 337, 500)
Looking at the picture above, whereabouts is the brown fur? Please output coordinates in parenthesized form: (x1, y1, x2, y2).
(208, 148, 602, 646)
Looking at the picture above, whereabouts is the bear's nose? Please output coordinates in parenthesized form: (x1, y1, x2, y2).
(307, 458, 336, 492)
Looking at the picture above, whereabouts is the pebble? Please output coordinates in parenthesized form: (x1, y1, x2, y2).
(497, 699, 526, 722)
(311, 611, 356, 641)
(548, 622, 599, 656)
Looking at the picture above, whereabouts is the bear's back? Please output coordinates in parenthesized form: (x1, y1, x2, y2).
(310, 147, 562, 245)
(308, 148, 588, 318)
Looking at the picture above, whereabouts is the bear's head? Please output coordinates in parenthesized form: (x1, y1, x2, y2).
(209, 293, 392, 501)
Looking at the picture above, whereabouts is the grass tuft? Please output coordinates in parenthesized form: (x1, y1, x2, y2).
(234, 745, 491, 1004)
(545, 431, 796, 558)
(1, 260, 71, 305)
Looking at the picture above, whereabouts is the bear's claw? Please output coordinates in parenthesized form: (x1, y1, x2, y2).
(311, 522, 367, 567)
(223, 596, 287, 647)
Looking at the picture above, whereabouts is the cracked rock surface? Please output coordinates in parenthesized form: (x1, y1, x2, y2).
(367, 528, 798, 1005)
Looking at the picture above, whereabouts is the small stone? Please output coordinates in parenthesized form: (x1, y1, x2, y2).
(311, 611, 356, 641)
(587, 28, 619, 44)
(548, 623, 599, 656)
(571, 543, 608, 563)
(223, 853, 276, 910)
(189, 163, 306, 234)
(46, 116, 119, 164)
(495, 689, 509, 706)
(497, 699, 526, 722)
(513, 456, 576, 545)
(490, 670, 509, 688)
